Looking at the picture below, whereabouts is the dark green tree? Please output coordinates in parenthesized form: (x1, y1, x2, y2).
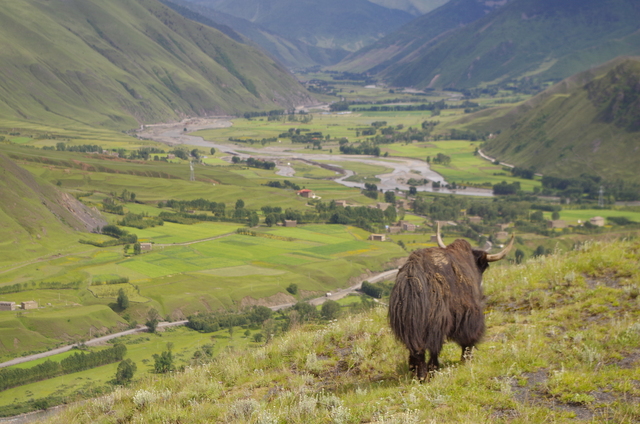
(384, 191, 396, 204)
(115, 359, 137, 385)
(153, 350, 174, 373)
(133, 242, 141, 255)
(286, 283, 298, 295)
(515, 249, 525, 264)
(321, 300, 340, 320)
(117, 288, 129, 310)
(146, 308, 160, 333)
(235, 199, 245, 209)
(210, 147, 215, 155)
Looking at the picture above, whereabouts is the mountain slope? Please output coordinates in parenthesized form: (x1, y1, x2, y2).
(480, 57, 640, 182)
(349, 0, 640, 89)
(0, 0, 312, 131)
(336, 0, 509, 73)
(162, 0, 349, 68)
(0, 152, 107, 265)
(185, 0, 415, 52)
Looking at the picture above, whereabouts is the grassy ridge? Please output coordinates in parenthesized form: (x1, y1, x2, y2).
(348, 0, 640, 89)
(481, 58, 640, 182)
(42, 239, 640, 423)
(0, 0, 311, 131)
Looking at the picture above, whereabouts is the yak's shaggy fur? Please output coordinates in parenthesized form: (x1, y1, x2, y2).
(389, 239, 490, 380)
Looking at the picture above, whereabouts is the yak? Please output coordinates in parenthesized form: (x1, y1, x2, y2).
(389, 223, 514, 380)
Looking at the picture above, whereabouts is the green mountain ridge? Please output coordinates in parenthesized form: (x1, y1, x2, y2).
(334, 0, 509, 73)
(0, 152, 107, 265)
(343, 0, 640, 89)
(0, 0, 313, 131)
(479, 57, 640, 183)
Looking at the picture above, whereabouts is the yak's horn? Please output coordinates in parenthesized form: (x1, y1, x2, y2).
(486, 234, 515, 262)
(436, 221, 447, 248)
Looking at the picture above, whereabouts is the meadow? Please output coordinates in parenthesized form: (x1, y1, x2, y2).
(41, 239, 640, 423)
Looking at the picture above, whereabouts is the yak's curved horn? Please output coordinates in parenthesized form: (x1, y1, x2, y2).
(486, 233, 515, 262)
(436, 221, 447, 248)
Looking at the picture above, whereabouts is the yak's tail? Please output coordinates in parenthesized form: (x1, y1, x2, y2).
(388, 259, 449, 356)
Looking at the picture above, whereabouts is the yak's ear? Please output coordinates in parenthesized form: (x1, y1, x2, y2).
(472, 249, 489, 273)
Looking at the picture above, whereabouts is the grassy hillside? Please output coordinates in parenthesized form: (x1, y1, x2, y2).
(335, 0, 508, 74)
(350, 0, 640, 89)
(0, 152, 106, 266)
(480, 58, 640, 182)
(42, 239, 640, 423)
(184, 0, 414, 52)
(162, 0, 349, 68)
(0, 0, 312, 131)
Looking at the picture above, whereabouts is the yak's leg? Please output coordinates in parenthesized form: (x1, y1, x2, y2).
(460, 345, 475, 363)
(409, 351, 426, 380)
(426, 349, 441, 374)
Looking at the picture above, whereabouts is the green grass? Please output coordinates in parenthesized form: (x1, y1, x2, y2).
(542, 208, 640, 226)
(41, 238, 640, 423)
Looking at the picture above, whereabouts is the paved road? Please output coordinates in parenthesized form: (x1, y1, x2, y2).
(0, 321, 187, 369)
(0, 268, 399, 369)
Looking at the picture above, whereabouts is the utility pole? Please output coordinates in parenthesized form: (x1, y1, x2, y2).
(598, 186, 604, 207)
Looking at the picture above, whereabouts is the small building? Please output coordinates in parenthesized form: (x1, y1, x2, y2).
(140, 242, 153, 251)
(284, 220, 297, 227)
(388, 226, 402, 234)
(376, 202, 391, 211)
(496, 223, 511, 231)
(167, 153, 176, 159)
(400, 221, 416, 232)
(548, 220, 567, 229)
(397, 199, 411, 209)
(334, 200, 348, 207)
(21, 301, 38, 310)
(430, 235, 439, 243)
(298, 189, 314, 198)
(0, 301, 16, 311)
(369, 234, 386, 241)
(590, 216, 605, 227)
(468, 216, 483, 224)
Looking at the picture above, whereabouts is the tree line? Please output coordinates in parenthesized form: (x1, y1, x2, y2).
(0, 344, 127, 391)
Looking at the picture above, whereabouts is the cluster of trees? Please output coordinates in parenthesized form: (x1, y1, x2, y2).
(89, 277, 129, 286)
(228, 136, 277, 145)
(187, 306, 273, 333)
(264, 180, 301, 190)
(102, 197, 124, 215)
(231, 156, 276, 170)
(339, 141, 381, 156)
(0, 280, 80, 295)
(101, 225, 138, 244)
(493, 181, 521, 195)
(117, 212, 163, 229)
(162, 198, 226, 216)
(0, 344, 127, 391)
(511, 166, 536, 180)
(55, 143, 102, 153)
(363, 182, 379, 200)
(540, 174, 640, 202)
(242, 109, 286, 119)
(429, 153, 451, 165)
(360, 280, 394, 299)
(447, 128, 488, 142)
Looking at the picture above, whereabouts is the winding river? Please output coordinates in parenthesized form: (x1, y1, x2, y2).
(138, 117, 493, 197)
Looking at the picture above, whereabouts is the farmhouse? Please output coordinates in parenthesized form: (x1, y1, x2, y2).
(496, 222, 511, 231)
(334, 200, 348, 207)
(298, 189, 315, 198)
(21, 301, 38, 310)
(399, 221, 416, 232)
(468, 216, 482, 224)
(167, 153, 176, 159)
(284, 220, 297, 227)
(495, 231, 509, 240)
(388, 225, 402, 234)
(369, 234, 386, 241)
(397, 199, 411, 209)
(590, 216, 605, 227)
(0, 301, 16, 311)
(376, 202, 391, 211)
(140, 242, 153, 251)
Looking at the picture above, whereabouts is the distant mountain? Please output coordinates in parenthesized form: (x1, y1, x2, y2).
(162, 0, 349, 68)
(368, 0, 450, 16)
(0, 152, 106, 265)
(342, 0, 640, 90)
(336, 0, 509, 74)
(480, 57, 640, 183)
(0, 0, 313, 130)
(183, 0, 415, 53)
